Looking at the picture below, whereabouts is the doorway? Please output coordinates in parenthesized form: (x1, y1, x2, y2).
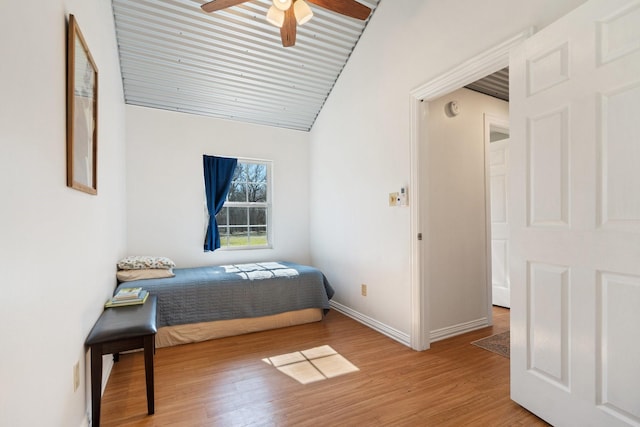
(422, 88, 509, 341)
(486, 115, 511, 308)
(408, 30, 531, 351)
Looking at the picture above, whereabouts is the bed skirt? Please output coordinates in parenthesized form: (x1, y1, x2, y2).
(155, 308, 323, 348)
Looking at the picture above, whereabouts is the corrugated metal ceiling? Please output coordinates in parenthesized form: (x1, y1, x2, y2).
(111, 0, 380, 131)
(465, 67, 509, 101)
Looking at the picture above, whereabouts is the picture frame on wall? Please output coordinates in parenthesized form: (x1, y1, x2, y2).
(67, 14, 98, 195)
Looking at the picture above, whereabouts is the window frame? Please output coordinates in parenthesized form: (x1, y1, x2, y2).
(215, 158, 273, 250)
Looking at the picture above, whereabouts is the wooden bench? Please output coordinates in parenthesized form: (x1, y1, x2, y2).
(85, 295, 157, 427)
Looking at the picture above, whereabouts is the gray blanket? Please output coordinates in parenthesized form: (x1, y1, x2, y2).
(115, 262, 335, 328)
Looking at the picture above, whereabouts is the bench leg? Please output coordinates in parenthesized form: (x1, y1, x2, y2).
(90, 344, 103, 427)
(143, 334, 155, 415)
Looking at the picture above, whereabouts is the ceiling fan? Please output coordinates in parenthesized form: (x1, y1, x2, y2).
(200, 0, 372, 47)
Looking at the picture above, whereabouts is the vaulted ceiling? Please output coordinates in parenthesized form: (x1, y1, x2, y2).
(465, 67, 509, 102)
(111, 0, 380, 131)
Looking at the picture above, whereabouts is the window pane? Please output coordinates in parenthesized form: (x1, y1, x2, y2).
(249, 183, 267, 203)
(229, 226, 249, 246)
(249, 207, 267, 226)
(215, 207, 228, 225)
(232, 163, 246, 181)
(247, 163, 266, 183)
(228, 182, 246, 202)
(230, 226, 248, 234)
(249, 227, 267, 245)
(228, 207, 248, 226)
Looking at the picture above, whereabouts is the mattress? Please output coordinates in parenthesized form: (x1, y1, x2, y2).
(114, 261, 334, 328)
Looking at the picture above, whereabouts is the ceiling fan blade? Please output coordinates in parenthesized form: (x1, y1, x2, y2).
(305, 0, 371, 20)
(280, 6, 297, 47)
(201, 0, 252, 13)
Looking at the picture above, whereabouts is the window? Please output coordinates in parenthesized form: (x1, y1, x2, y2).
(215, 160, 272, 249)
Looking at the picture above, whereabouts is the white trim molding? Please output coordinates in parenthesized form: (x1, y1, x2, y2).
(430, 317, 490, 343)
(411, 29, 534, 102)
(330, 301, 411, 347)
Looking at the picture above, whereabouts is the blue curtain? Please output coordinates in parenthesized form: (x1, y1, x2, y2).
(203, 155, 238, 251)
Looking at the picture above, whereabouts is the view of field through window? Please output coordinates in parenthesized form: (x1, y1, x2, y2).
(216, 161, 270, 248)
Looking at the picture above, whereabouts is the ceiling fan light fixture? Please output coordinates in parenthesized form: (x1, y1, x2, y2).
(273, 0, 292, 12)
(294, 0, 313, 25)
(266, 5, 285, 27)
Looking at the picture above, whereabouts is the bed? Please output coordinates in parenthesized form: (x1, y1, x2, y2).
(114, 261, 335, 347)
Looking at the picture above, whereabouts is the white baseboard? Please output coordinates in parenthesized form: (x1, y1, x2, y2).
(329, 301, 411, 347)
(429, 317, 489, 343)
(102, 355, 114, 395)
(82, 354, 114, 427)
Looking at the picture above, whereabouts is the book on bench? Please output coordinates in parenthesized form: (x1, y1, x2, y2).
(105, 289, 149, 308)
(112, 287, 143, 300)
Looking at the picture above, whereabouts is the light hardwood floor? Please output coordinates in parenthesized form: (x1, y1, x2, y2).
(101, 307, 548, 426)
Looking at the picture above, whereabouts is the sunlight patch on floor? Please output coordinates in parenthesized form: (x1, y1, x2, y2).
(262, 345, 359, 384)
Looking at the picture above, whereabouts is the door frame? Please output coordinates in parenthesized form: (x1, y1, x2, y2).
(408, 29, 533, 351)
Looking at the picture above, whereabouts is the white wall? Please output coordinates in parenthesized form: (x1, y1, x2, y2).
(0, 1, 127, 426)
(125, 106, 311, 268)
(309, 0, 586, 338)
(0, 1, 590, 424)
(425, 88, 508, 333)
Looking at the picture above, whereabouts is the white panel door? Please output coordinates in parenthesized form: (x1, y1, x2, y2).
(509, 0, 640, 425)
(490, 138, 511, 308)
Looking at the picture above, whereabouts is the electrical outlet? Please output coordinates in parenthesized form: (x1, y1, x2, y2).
(73, 361, 80, 392)
(361, 284, 367, 296)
